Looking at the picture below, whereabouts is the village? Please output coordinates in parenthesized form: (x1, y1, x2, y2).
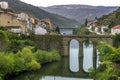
(87, 20, 120, 35)
(1, 1, 120, 36)
(0, 1, 55, 35)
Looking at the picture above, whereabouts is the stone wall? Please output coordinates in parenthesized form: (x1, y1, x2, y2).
(31, 35, 113, 57)
(30, 35, 64, 56)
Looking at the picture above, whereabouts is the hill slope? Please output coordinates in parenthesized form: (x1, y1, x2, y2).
(0, 0, 79, 28)
(97, 7, 120, 27)
(40, 5, 118, 23)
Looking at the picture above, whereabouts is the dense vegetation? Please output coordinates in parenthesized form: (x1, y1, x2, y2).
(96, 7, 120, 28)
(89, 41, 120, 80)
(0, 30, 61, 80)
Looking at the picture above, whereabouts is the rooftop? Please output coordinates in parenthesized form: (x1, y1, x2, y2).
(112, 25, 120, 29)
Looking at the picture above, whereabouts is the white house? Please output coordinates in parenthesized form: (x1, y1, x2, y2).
(17, 12, 29, 21)
(6, 26, 22, 33)
(34, 25, 47, 35)
(0, 1, 8, 9)
(111, 25, 120, 35)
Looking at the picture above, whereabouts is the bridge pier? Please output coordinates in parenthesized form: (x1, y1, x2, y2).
(79, 41, 83, 57)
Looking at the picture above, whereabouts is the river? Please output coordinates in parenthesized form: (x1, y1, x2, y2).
(9, 38, 99, 80)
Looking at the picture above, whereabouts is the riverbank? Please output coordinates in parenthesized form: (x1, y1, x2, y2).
(89, 41, 120, 80)
(0, 47, 61, 80)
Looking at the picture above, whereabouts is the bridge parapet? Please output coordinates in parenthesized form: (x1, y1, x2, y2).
(31, 35, 112, 57)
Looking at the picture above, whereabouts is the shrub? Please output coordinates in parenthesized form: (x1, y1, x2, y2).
(34, 50, 50, 63)
(34, 49, 60, 64)
(16, 47, 34, 62)
(8, 53, 25, 73)
(26, 59, 41, 71)
(110, 48, 120, 63)
(50, 49, 61, 61)
(0, 53, 14, 77)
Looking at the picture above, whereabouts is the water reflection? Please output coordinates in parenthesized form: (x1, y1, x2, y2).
(83, 42, 93, 72)
(10, 58, 93, 80)
(69, 39, 79, 72)
(97, 50, 101, 68)
(42, 76, 93, 80)
(10, 40, 96, 80)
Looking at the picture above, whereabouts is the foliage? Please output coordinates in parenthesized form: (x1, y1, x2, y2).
(0, 46, 61, 79)
(97, 41, 114, 62)
(89, 61, 118, 80)
(34, 49, 60, 64)
(84, 39, 92, 47)
(110, 48, 120, 63)
(0, 30, 9, 51)
(26, 59, 41, 71)
(97, 7, 120, 27)
(55, 26, 60, 34)
(7, 40, 35, 53)
(90, 41, 120, 79)
(85, 18, 88, 27)
(112, 33, 120, 48)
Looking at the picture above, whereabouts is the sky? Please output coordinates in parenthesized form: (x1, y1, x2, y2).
(20, 0, 120, 7)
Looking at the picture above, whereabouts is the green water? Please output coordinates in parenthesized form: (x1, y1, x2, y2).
(10, 57, 93, 80)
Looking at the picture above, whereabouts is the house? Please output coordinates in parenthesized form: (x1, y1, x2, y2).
(17, 12, 29, 21)
(0, 1, 8, 9)
(101, 25, 108, 33)
(0, 12, 26, 34)
(16, 12, 37, 34)
(34, 24, 47, 35)
(87, 21, 96, 30)
(6, 26, 22, 33)
(111, 25, 120, 35)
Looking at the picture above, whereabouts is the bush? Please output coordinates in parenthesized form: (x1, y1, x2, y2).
(34, 50, 51, 63)
(50, 50, 61, 61)
(9, 54, 25, 73)
(0, 53, 14, 78)
(110, 48, 120, 63)
(26, 59, 41, 71)
(34, 49, 60, 64)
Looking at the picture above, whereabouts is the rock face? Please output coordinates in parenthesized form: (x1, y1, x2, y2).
(40, 5, 118, 23)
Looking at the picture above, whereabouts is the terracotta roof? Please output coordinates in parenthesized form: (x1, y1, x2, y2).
(96, 26, 101, 28)
(7, 12, 16, 15)
(112, 25, 120, 29)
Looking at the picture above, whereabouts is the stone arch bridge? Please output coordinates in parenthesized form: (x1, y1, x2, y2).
(32, 35, 112, 57)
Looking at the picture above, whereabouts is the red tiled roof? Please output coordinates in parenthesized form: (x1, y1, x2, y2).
(112, 25, 120, 29)
(7, 12, 16, 15)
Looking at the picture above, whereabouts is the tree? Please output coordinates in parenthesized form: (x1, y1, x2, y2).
(55, 26, 60, 34)
(85, 18, 88, 27)
(112, 33, 120, 48)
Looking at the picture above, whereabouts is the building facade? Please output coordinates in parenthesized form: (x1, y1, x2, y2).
(111, 25, 120, 35)
(0, 12, 26, 34)
(0, 1, 8, 9)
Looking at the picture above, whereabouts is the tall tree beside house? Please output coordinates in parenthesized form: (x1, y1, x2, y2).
(85, 18, 88, 27)
(55, 26, 60, 34)
(95, 16, 98, 20)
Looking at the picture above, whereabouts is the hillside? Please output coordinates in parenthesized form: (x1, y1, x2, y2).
(96, 7, 120, 27)
(40, 5, 118, 23)
(0, 0, 79, 28)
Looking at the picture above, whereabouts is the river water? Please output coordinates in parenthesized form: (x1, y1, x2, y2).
(10, 39, 98, 80)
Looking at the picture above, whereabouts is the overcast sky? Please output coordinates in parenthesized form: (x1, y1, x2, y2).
(20, 0, 120, 7)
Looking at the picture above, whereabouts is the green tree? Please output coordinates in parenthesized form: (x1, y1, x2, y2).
(55, 26, 60, 34)
(112, 33, 120, 48)
(85, 18, 88, 27)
